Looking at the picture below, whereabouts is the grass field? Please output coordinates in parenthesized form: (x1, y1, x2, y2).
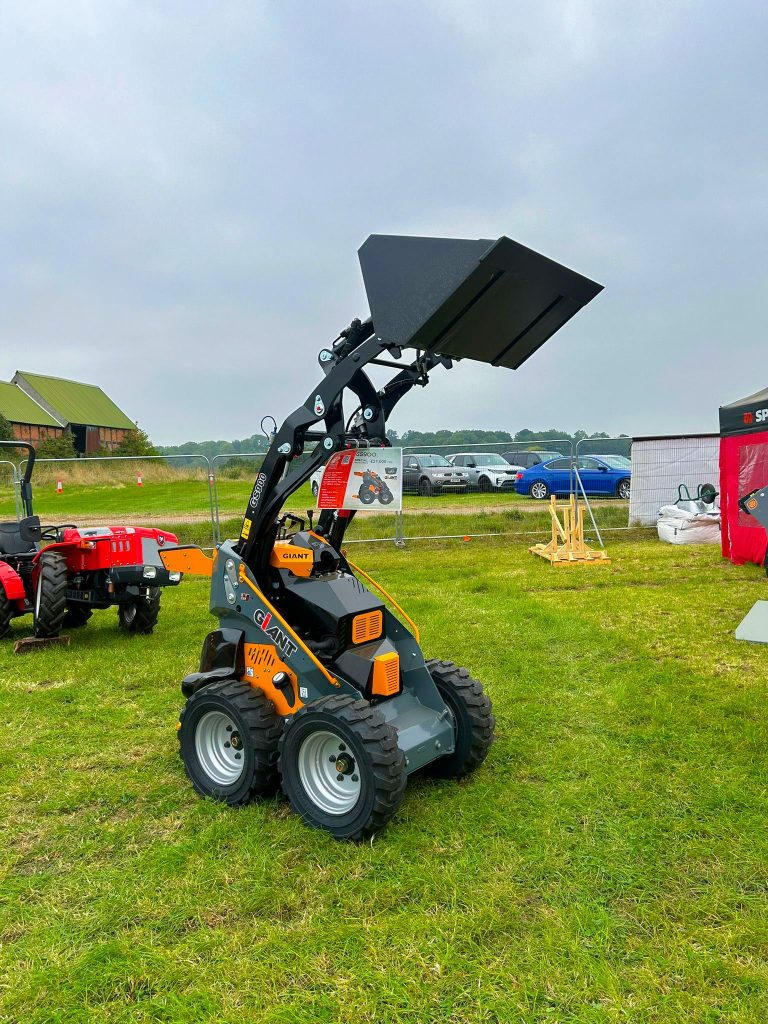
(2, 537, 768, 1022)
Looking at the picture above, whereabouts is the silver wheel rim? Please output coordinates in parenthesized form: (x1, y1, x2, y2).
(297, 729, 361, 815)
(532, 482, 547, 498)
(195, 710, 245, 786)
(620, 482, 630, 498)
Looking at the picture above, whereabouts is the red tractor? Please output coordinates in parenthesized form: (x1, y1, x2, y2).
(0, 441, 181, 640)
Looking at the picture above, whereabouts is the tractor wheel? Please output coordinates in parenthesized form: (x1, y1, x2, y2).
(118, 588, 161, 634)
(279, 694, 407, 841)
(418, 477, 433, 497)
(424, 660, 495, 779)
(0, 588, 13, 639)
(530, 480, 550, 500)
(358, 487, 376, 505)
(63, 605, 93, 629)
(179, 679, 282, 805)
(34, 551, 68, 638)
(616, 478, 631, 500)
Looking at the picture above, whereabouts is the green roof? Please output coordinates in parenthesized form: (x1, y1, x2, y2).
(0, 381, 60, 427)
(16, 372, 135, 430)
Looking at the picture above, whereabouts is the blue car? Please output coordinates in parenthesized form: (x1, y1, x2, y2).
(514, 454, 632, 500)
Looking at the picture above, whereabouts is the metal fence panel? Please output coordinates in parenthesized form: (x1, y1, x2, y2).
(397, 439, 575, 543)
(628, 435, 720, 527)
(14, 454, 217, 547)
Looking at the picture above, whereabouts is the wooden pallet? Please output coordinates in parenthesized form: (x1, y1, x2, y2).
(529, 495, 611, 566)
(14, 635, 71, 654)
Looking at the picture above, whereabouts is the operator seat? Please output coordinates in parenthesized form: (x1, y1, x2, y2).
(0, 516, 40, 556)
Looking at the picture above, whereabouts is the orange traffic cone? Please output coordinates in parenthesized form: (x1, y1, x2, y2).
(137, 474, 143, 487)
(56, 479, 63, 494)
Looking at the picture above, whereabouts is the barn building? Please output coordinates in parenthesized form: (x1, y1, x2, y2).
(0, 372, 136, 454)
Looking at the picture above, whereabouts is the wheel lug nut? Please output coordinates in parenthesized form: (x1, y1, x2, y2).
(235, 753, 241, 760)
(338, 743, 346, 751)
(329, 755, 336, 763)
(351, 774, 359, 782)
(226, 725, 232, 732)
(224, 741, 231, 748)
(336, 773, 344, 782)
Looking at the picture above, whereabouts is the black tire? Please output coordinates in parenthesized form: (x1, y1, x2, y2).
(179, 679, 282, 805)
(311, 481, 319, 498)
(34, 551, 67, 638)
(418, 477, 433, 497)
(616, 478, 631, 500)
(0, 588, 13, 639)
(423, 660, 495, 779)
(530, 480, 550, 500)
(279, 694, 407, 841)
(118, 588, 161, 634)
(62, 604, 93, 629)
(358, 487, 376, 505)
(478, 475, 493, 493)
(379, 490, 394, 505)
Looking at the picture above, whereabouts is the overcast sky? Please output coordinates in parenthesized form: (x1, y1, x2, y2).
(1, 1, 766, 445)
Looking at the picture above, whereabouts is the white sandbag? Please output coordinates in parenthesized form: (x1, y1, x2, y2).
(656, 504, 721, 545)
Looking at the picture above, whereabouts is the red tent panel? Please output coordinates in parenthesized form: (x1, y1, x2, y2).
(720, 430, 768, 566)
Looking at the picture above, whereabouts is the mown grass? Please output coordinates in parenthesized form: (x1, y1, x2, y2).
(2, 537, 768, 1022)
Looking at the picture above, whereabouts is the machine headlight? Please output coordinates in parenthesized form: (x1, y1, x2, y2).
(169, 571, 182, 582)
(143, 565, 158, 579)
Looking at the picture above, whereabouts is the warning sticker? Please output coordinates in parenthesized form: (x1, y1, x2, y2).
(316, 449, 402, 511)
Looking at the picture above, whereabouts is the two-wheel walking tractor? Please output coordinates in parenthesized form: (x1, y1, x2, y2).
(165, 234, 602, 839)
(0, 441, 181, 640)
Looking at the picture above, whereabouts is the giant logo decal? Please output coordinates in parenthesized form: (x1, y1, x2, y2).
(253, 607, 298, 659)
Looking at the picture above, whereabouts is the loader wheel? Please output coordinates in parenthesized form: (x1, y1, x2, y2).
(0, 589, 13, 639)
(358, 487, 376, 505)
(62, 605, 92, 629)
(424, 660, 495, 779)
(379, 490, 394, 505)
(34, 551, 67, 638)
(279, 694, 407, 841)
(118, 588, 161, 634)
(179, 679, 282, 805)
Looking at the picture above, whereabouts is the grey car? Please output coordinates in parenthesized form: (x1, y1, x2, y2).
(446, 452, 522, 491)
(403, 453, 468, 496)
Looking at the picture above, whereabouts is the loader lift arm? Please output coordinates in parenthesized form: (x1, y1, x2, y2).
(234, 233, 604, 587)
(235, 317, 448, 582)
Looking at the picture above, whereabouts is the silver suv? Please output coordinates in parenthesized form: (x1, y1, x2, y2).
(403, 454, 468, 496)
(446, 452, 521, 491)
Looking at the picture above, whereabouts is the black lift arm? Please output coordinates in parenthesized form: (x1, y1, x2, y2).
(235, 233, 604, 585)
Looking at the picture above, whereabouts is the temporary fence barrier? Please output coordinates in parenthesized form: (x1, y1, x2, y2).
(15, 453, 218, 547)
(1, 431, 715, 552)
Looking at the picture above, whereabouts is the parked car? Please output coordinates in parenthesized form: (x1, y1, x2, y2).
(403, 454, 468, 496)
(503, 450, 562, 469)
(445, 452, 521, 491)
(514, 454, 631, 500)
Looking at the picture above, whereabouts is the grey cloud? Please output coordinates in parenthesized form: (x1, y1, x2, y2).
(1, 0, 765, 443)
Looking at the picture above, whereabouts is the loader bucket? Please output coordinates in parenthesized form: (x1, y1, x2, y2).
(358, 234, 602, 370)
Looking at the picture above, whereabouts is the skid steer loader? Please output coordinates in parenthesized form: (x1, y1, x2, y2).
(165, 234, 602, 839)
